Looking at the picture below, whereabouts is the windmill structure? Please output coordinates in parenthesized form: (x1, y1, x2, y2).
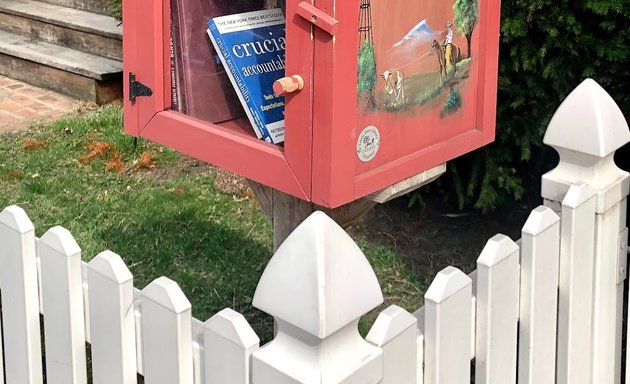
(358, 0, 374, 46)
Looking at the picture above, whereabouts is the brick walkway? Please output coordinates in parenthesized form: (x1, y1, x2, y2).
(0, 75, 81, 133)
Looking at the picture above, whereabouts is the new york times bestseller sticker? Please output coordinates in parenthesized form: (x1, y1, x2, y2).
(357, 126, 381, 162)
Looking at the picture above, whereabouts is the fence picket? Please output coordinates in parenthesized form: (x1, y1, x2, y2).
(517, 206, 560, 383)
(556, 184, 596, 383)
(39, 227, 88, 384)
(424, 266, 472, 383)
(88, 251, 138, 384)
(475, 234, 519, 384)
(203, 308, 259, 384)
(366, 305, 418, 384)
(141, 276, 193, 384)
(0, 206, 43, 384)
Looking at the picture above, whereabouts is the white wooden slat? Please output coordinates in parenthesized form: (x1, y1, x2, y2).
(35, 238, 43, 315)
(203, 308, 259, 384)
(468, 270, 478, 360)
(141, 276, 193, 384)
(191, 319, 205, 384)
(518, 206, 560, 384)
(591, 199, 626, 383)
(475, 234, 519, 384)
(82, 261, 91, 343)
(424, 266, 472, 383)
(39, 226, 87, 384)
(416, 333, 424, 384)
(0, 305, 4, 384)
(87, 251, 137, 384)
(627, 234, 630, 384)
(556, 184, 596, 383)
(0, 206, 43, 384)
(366, 305, 418, 384)
(134, 289, 144, 376)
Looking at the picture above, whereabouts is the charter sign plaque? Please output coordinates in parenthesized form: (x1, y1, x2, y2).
(357, 126, 381, 162)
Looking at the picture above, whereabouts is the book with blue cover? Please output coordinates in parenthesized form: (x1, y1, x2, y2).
(207, 9, 286, 144)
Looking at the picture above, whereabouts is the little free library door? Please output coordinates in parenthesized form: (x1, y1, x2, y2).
(123, 0, 500, 208)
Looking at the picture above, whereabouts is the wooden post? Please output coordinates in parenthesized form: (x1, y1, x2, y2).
(541, 79, 630, 383)
(248, 164, 444, 250)
(247, 181, 376, 250)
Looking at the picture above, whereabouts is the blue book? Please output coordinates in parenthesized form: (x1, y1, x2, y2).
(207, 9, 286, 144)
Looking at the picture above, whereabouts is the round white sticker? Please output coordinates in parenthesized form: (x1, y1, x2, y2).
(356, 126, 381, 162)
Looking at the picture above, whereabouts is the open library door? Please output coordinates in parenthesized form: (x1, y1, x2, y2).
(124, 0, 314, 202)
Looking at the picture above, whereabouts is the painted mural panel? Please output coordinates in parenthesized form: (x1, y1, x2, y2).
(355, 0, 482, 170)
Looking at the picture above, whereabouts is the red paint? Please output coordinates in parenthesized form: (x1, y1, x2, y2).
(124, 0, 501, 208)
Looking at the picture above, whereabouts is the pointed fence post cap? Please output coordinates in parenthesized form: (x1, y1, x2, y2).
(88, 251, 133, 284)
(253, 211, 383, 339)
(142, 276, 191, 314)
(40, 226, 81, 257)
(544, 78, 630, 157)
(0, 205, 34, 233)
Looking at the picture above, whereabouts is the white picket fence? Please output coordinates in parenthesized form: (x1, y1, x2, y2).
(1, 78, 629, 383)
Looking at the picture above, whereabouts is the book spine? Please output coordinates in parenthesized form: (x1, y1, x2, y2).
(208, 24, 273, 142)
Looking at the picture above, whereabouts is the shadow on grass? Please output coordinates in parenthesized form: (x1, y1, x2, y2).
(99, 201, 276, 341)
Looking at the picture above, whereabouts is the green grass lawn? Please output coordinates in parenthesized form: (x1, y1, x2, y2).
(0, 105, 424, 340)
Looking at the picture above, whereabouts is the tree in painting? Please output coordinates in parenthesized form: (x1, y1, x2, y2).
(453, 0, 478, 58)
(358, 40, 377, 107)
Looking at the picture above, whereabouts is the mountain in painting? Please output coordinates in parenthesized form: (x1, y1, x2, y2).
(385, 19, 438, 73)
(393, 19, 434, 48)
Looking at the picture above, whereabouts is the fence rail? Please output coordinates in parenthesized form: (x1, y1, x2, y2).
(1, 78, 629, 383)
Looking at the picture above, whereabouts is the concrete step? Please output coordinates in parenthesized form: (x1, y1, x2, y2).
(0, 30, 122, 103)
(0, 0, 121, 60)
(38, 0, 110, 16)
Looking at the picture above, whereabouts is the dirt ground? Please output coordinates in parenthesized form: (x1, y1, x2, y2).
(349, 195, 532, 281)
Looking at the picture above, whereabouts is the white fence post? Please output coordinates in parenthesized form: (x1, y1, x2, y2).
(88, 251, 138, 384)
(517, 206, 560, 384)
(556, 184, 597, 383)
(366, 305, 418, 384)
(204, 308, 260, 384)
(475, 234, 519, 384)
(541, 78, 630, 383)
(141, 276, 194, 384)
(0, 206, 43, 384)
(251, 211, 384, 383)
(424, 266, 472, 383)
(39, 226, 88, 384)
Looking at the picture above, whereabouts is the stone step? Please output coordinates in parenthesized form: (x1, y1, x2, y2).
(0, 30, 122, 103)
(38, 0, 110, 16)
(0, 0, 121, 60)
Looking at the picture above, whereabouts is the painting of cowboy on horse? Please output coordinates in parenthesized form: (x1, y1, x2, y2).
(357, 0, 477, 116)
(428, 20, 463, 82)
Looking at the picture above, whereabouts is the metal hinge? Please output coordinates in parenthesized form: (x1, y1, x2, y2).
(129, 73, 153, 102)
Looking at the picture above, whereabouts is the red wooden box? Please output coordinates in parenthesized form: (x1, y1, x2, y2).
(123, 0, 500, 208)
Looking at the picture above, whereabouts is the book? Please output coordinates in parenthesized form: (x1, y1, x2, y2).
(207, 9, 286, 144)
(170, 0, 259, 123)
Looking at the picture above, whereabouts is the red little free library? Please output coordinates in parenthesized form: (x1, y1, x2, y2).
(123, 0, 500, 208)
